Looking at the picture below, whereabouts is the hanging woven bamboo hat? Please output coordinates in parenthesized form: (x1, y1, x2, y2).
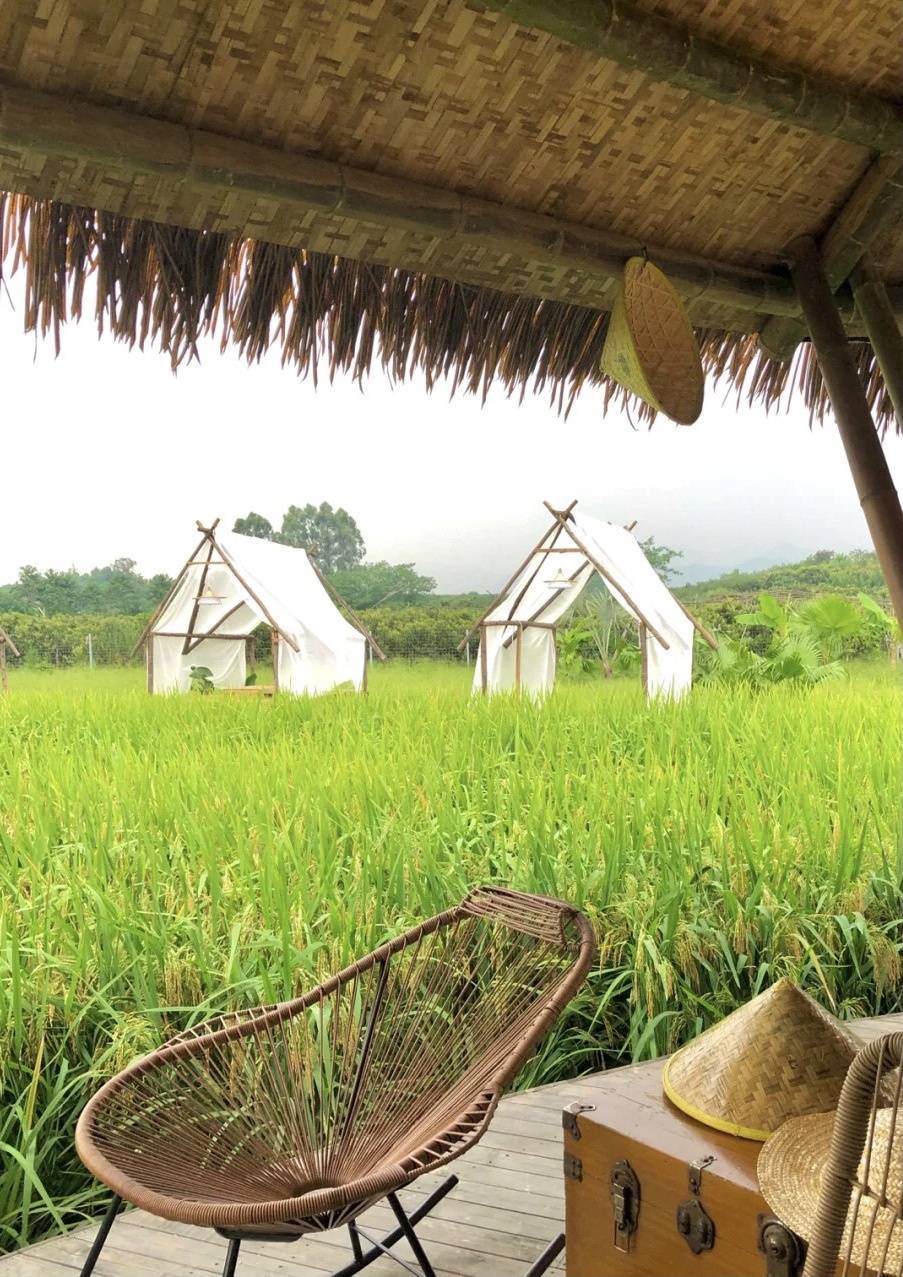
(759, 1108, 903, 1271)
(601, 256, 705, 425)
(662, 979, 863, 1141)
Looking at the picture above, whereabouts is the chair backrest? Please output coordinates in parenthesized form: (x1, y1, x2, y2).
(81, 886, 596, 1211)
(803, 1032, 903, 1277)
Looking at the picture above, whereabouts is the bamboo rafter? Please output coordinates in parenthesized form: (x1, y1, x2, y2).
(479, 0, 903, 153)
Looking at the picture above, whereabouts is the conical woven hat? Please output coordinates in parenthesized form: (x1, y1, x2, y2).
(601, 257, 704, 425)
(662, 980, 862, 1141)
(759, 1108, 903, 1271)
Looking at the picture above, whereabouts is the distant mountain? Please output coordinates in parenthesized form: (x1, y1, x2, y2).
(676, 546, 805, 585)
(678, 548, 885, 602)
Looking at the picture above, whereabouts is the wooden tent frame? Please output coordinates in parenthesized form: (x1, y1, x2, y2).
(459, 501, 716, 695)
(134, 519, 385, 694)
(0, 627, 20, 693)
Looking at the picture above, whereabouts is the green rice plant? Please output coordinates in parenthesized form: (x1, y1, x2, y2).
(0, 660, 900, 1249)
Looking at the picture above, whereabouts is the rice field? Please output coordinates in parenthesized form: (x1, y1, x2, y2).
(1, 661, 902, 1252)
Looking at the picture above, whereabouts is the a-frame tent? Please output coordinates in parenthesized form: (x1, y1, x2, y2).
(462, 502, 716, 700)
(136, 520, 385, 696)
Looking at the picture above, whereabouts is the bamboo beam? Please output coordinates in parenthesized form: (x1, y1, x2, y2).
(132, 532, 208, 656)
(790, 236, 903, 628)
(852, 257, 903, 428)
(305, 553, 387, 660)
(458, 516, 568, 651)
(542, 502, 672, 650)
(480, 1, 903, 153)
(0, 84, 802, 322)
(759, 156, 903, 360)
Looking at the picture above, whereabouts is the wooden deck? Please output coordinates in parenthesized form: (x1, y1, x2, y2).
(5, 1012, 902, 1277)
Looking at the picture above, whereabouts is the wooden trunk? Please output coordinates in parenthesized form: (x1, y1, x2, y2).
(564, 1060, 803, 1277)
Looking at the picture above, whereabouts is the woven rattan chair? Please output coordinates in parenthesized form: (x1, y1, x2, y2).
(798, 1032, 903, 1277)
(75, 887, 596, 1277)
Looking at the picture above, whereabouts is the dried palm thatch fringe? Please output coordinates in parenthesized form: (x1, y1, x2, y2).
(0, 192, 895, 431)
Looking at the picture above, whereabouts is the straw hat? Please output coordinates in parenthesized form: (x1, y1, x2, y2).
(600, 256, 704, 425)
(759, 1108, 903, 1271)
(662, 979, 863, 1141)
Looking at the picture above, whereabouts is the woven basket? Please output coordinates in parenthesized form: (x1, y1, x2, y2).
(662, 979, 863, 1141)
(601, 257, 704, 425)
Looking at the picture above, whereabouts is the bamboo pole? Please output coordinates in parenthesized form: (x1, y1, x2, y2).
(515, 624, 523, 691)
(480, 626, 488, 694)
(181, 539, 215, 655)
(852, 257, 903, 427)
(210, 534, 300, 652)
(185, 601, 246, 654)
(542, 502, 671, 649)
(639, 623, 649, 696)
(132, 532, 209, 656)
(759, 156, 903, 360)
(0, 639, 6, 694)
(0, 86, 803, 322)
(272, 630, 280, 692)
(480, 0, 903, 153)
(146, 637, 154, 694)
(305, 553, 386, 660)
(458, 516, 568, 651)
(675, 598, 718, 650)
(790, 236, 903, 628)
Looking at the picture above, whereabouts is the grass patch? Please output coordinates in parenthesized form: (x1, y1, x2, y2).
(1, 661, 901, 1248)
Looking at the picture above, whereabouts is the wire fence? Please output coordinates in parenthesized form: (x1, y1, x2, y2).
(0, 610, 485, 672)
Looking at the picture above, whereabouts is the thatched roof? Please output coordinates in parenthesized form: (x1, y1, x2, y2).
(0, 0, 901, 424)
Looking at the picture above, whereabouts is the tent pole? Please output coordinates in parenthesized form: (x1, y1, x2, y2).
(480, 625, 488, 694)
(639, 623, 649, 695)
(0, 638, 6, 695)
(790, 236, 903, 628)
(305, 553, 386, 660)
(211, 535, 299, 652)
(146, 636, 154, 693)
(272, 630, 280, 691)
(131, 532, 209, 658)
(515, 624, 523, 691)
(851, 256, 903, 426)
(362, 641, 369, 694)
(459, 515, 564, 653)
(181, 537, 216, 656)
(542, 502, 671, 650)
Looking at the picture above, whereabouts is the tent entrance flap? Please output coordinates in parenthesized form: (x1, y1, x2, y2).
(470, 501, 712, 700)
(144, 523, 375, 697)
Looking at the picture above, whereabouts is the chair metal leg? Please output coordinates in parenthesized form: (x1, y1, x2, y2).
(523, 1233, 566, 1276)
(79, 1194, 123, 1277)
(386, 1192, 437, 1277)
(330, 1175, 457, 1276)
(222, 1237, 241, 1277)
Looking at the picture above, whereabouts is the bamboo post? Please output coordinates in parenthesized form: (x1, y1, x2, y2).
(515, 624, 523, 691)
(146, 638, 154, 694)
(639, 622, 649, 695)
(0, 638, 6, 694)
(272, 629, 280, 691)
(852, 257, 903, 427)
(480, 625, 488, 694)
(362, 641, 369, 694)
(790, 236, 903, 628)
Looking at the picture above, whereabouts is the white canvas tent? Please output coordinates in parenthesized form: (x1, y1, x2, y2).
(137, 521, 384, 696)
(463, 502, 716, 700)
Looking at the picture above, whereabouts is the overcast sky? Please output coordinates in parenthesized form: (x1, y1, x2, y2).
(2, 280, 902, 592)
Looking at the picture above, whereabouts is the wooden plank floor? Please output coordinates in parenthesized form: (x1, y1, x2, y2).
(6, 1012, 903, 1276)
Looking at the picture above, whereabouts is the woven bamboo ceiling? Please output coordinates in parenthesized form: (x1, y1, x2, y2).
(1, 0, 902, 420)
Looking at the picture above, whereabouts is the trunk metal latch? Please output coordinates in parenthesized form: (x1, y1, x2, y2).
(609, 1159, 641, 1252)
(562, 1101, 596, 1140)
(676, 1155, 716, 1254)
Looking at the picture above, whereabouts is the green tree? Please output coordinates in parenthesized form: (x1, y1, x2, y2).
(330, 562, 436, 609)
(279, 502, 365, 573)
(233, 511, 274, 540)
(639, 536, 683, 584)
